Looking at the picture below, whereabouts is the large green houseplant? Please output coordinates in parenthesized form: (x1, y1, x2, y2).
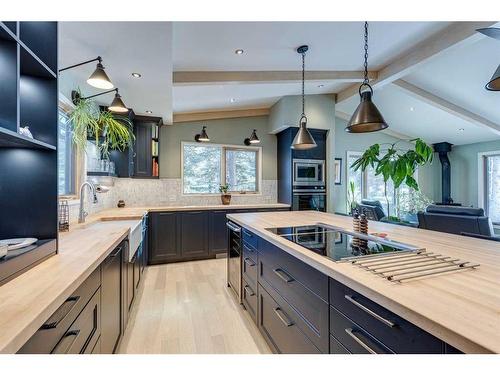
(351, 138, 434, 217)
(69, 91, 134, 158)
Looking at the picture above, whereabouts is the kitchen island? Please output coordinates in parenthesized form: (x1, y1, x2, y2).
(226, 210, 500, 354)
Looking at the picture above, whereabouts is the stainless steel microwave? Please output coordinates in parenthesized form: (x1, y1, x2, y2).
(293, 159, 325, 186)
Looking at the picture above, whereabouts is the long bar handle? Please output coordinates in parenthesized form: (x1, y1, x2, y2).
(274, 307, 294, 327)
(345, 295, 396, 328)
(344, 328, 378, 354)
(244, 257, 256, 267)
(244, 285, 255, 296)
(273, 268, 294, 283)
(226, 222, 241, 232)
(41, 296, 81, 330)
(51, 330, 81, 354)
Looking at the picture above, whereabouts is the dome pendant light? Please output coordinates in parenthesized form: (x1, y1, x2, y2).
(291, 45, 317, 150)
(346, 22, 388, 133)
(244, 129, 260, 145)
(195, 126, 210, 142)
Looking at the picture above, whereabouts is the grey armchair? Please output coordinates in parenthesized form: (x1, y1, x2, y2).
(417, 205, 494, 236)
(356, 199, 386, 221)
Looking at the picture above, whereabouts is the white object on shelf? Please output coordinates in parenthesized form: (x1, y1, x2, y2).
(0, 244, 7, 259)
(19, 126, 33, 139)
(0, 238, 38, 251)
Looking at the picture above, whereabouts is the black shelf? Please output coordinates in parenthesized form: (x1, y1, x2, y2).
(0, 26, 18, 133)
(19, 22, 58, 74)
(0, 127, 56, 150)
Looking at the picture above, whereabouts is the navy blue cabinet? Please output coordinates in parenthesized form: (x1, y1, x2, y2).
(243, 230, 459, 354)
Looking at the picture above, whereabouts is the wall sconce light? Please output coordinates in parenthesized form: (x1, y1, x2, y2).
(244, 129, 260, 145)
(60, 56, 114, 90)
(71, 88, 128, 113)
(194, 126, 210, 142)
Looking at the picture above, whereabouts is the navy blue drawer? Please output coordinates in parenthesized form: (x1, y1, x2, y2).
(242, 228, 258, 249)
(329, 278, 443, 354)
(242, 251, 258, 288)
(259, 238, 328, 301)
(330, 306, 393, 354)
(258, 283, 322, 354)
(243, 243, 258, 264)
(242, 276, 258, 323)
(330, 335, 350, 354)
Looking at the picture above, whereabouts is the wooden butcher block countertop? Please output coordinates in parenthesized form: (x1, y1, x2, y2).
(226, 210, 500, 354)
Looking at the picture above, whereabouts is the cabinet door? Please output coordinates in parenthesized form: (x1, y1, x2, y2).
(209, 210, 228, 255)
(180, 211, 209, 258)
(150, 212, 179, 264)
(127, 259, 134, 311)
(101, 244, 123, 354)
(133, 121, 153, 177)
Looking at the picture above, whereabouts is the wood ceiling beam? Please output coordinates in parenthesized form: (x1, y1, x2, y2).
(337, 21, 497, 103)
(173, 71, 378, 86)
(173, 107, 270, 123)
(335, 110, 414, 141)
(393, 79, 500, 135)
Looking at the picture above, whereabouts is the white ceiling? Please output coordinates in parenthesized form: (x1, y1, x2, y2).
(59, 22, 173, 123)
(336, 84, 496, 145)
(404, 35, 500, 126)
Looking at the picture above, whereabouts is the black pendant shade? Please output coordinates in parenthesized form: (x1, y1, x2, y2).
(477, 27, 500, 41)
(485, 64, 500, 91)
(244, 129, 260, 145)
(195, 126, 210, 142)
(108, 90, 128, 113)
(346, 87, 388, 133)
(291, 116, 317, 150)
(87, 62, 114, 90)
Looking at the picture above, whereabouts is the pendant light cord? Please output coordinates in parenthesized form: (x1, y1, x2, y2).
(363, 21, 369, 85)
(301, 50, 306, 117)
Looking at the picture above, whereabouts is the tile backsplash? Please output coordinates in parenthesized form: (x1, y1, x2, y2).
(66, 178, 277, 223)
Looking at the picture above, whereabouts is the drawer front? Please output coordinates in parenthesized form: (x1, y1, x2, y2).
(242, 276, 258, 323)
(259, 238, 328, 301)
(242, 228, 258, 249)
(330, 306, 393, 354)
(243, 243, 258, 264)
(329, 278, 443, 353)
(330, 335, 350, 354)
(19, 266, 101, 354)
(242, 249, 258, 287)
(258, 284, 321, 354)
(52, 289, 101, 354)
(88, 337, 101, 354)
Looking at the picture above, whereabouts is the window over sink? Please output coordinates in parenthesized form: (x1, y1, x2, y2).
(182, 142, 261, 194)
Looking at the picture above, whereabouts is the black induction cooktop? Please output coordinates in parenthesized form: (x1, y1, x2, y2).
(266, 224, 420, 262)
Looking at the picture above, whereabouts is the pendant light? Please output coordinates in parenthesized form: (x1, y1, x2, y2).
(244, 129, 260, 145)
(291, 45, 317, 150)
(477, 28, 500, 91)
(60, 56, 114, 90)
(195, 126, 210, 142)
(345, 22, 388, 133)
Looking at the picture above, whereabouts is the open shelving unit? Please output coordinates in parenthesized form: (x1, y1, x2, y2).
(0, 21, 58, 285)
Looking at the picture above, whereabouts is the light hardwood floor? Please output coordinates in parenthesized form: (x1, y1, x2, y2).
(118, 258, 271, 354)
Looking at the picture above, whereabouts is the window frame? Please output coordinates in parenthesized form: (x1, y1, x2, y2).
(181, 141, 262, 196)
(478, 150, 500, 225)
(58, 94, 79, 199)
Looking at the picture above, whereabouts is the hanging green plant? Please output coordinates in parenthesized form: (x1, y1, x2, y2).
(69, 89, 134, 158)
(350, 138, 434, 216)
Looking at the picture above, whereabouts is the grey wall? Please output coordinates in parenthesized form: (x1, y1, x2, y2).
(332, 117, 439, 214)
(269, 94, 336, 133)
(159, 115, 277, 179)
(448, 139, 500, 207)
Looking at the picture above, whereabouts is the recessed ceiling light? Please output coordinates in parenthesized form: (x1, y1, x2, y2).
(459, 128, 465, 132)
(317, 84, 324, 88)
(410, 107, 415, 111)
(145, 110, 152, 114)
(131, 72, 142, 78)
(235, 49, 244, 55)
(230, 98, 236, 103)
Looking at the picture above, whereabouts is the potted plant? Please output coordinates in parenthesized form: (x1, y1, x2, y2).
(346, 180, 359, 214)
(351, 138, 434, 217)
(219, 184, 231, 205)
(69, 90, 134, 158)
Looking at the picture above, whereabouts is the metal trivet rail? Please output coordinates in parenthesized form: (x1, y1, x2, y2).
(341, 249, 480, 282)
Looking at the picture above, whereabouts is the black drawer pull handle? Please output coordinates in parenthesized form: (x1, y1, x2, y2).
(244, 285, 255, 296)
(274, 307, 294, 327)
(244, 257, 256, 267)
(273, 268, 294, 283)
(344, 295, 396, 328)
(244, 230, 253, 237)
(110, 247, 122, 258)
(41, 296, 81, 330)
(344, 328, 378, 354)
(51, 329, 81, 354)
